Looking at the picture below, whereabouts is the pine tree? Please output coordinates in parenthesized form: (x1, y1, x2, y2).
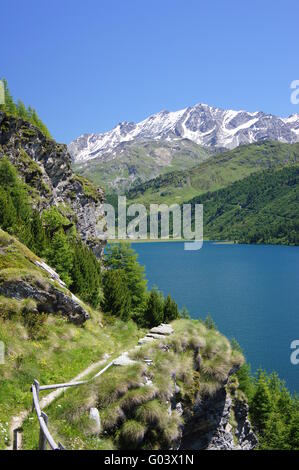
(250, 370, 273, 434)
(0, 189, 17, 233)
(29, 210, 47, 257)
(287, 408, 299, 450)
(0, 79, 51, 137)
(143, 287, 164, 328)
(163, 294, 179, 322)
(71, 241, 102, 308)
(45, 229, 73, 286)
(260, 410, 287, 450)
(102, 269, 131, 320)
(104, 243, 147, 312)
(1, 79, 17, 115)
(0, 157, 18, 187)
(16, 99, 27, 119)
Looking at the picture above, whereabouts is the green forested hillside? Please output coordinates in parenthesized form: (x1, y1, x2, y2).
(127, 141, 299, 205)
(190, 164, 299, 245)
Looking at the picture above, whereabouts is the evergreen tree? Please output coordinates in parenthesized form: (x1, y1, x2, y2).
(250, 370, 273, 434)
(45, 229, 73, 286)
(0, 78, 51, 137)
(29, 210, 47, 257)
(287, 407, 299, 450)
(163, 294, 179, 322)
(260, 410, 288, 450)
(1, 79, 17, 115)
(16, 99, 27, 119)
(0, 157, 18, 187)
(102, 269, 131, 320)
(71, 241, 102, 308)
(236, 363, 255, 401)
(0, 189, 17, 233)
(104, 243, 147, 312)
(143, 287, 164, 328)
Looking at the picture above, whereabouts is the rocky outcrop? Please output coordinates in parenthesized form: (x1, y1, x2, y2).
(180, 382, 257, 450)
(0, 277, 89, 324)
(0, 112, 106, 256)
(0, 230, 90, 324)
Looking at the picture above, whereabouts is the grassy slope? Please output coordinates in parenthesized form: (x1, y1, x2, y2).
(190, 164, 299, 245)
(127, 141, 299, 206)
(0, 229, 143, 449)
(21, 319, 244, 450)
(73, 139, 212, 193)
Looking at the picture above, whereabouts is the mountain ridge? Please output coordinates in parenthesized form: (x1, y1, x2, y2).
(69, 103, 299, 163)
(127, 141, 299, 206)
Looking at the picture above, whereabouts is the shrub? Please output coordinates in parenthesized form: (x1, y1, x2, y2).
(118, 420, 146, 449)
(21, 299, 47, 339)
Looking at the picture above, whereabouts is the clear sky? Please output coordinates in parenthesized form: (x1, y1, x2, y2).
(1, 0, 298, 142)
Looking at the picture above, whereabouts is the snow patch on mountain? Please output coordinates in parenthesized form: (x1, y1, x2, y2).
(69, 104, 299, 163)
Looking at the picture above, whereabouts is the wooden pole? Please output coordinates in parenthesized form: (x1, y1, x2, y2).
(32, 379, 40, 412)
(13, 428, 19, 451)
(39, 412, 48, 450)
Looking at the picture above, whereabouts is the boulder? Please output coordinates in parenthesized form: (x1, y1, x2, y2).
(150, 324, 174, 336)
(0, 278, 89, 324)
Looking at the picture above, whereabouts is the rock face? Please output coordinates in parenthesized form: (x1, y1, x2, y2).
(180, 384, 257, 450)
(69, 103, 299, 163)
(0, 228, 90, 324)
(0, 277, 89, 324)
(0, 112, 106, 256)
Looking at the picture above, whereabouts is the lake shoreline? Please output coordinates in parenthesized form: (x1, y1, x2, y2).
(108, 238, 297, 248)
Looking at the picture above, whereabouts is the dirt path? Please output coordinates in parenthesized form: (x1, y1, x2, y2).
(7, 323, 174, 450)
(7, 354, 111, 450)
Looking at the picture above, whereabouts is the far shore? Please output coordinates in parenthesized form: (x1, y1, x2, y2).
(107, 238, 237, 245)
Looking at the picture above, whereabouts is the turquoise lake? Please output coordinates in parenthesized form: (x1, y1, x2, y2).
(132, 241, 299, 393)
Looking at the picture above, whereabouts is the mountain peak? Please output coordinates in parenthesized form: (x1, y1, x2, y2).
(69, 103, 299, 163)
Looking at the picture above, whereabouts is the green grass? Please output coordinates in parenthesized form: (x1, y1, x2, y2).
(21, 318, 244, 450)
(0, 313, 142, 449)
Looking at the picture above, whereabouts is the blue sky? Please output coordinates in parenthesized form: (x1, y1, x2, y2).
(1, 0, 298, 142)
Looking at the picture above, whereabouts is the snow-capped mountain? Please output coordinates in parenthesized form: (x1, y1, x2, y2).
(69, 104, 299, 163)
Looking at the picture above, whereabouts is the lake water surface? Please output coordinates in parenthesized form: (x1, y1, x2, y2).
(132, 241, 299, 392)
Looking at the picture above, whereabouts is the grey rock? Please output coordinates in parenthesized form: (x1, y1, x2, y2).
(150, 324, 174, 336)
(113, 352, 137, 366)
(89, 408, 101, 434)
(0, 112, 106, 257)
(0, 278, 89, 324)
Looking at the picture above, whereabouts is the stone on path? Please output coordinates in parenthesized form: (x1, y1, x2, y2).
(138, 336, 156, 345)
(146, 333, 168, 340)
(113, 351, 137, 366)
(149, 324, 174, 336)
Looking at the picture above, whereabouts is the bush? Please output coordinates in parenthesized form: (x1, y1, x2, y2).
(21, 299, 47, 339)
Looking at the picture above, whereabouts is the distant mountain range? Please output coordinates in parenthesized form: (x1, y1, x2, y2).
(69, 103, 299, 160)
(69, 103, 299, 192)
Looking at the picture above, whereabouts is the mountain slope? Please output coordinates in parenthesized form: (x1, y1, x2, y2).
(127, 141, 299, 205)
(69, 103, 299, 163)
(0, 111, 105, 256)
(73, 138, 212, 192)
(190, 164, 299, 245)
